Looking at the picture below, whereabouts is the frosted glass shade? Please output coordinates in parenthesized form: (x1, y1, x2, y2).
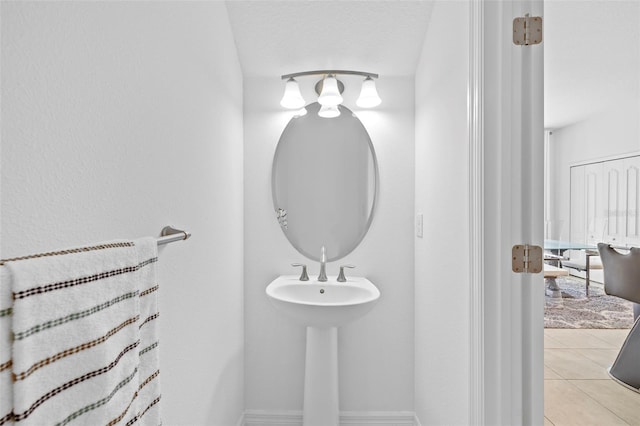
(295, 107, 307, 117)
(356, 77, 381, 108)
(318, 75, 343, 107)
(280, 78, 306, 109)
(318, 105, 340, 118)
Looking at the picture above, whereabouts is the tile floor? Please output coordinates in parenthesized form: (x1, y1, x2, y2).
(544, 328, 640, 425)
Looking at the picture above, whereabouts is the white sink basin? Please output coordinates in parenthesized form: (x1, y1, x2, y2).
(266, 275, 380, 327)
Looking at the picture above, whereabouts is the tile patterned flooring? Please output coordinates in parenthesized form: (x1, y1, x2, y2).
(544, 328, 640, 425)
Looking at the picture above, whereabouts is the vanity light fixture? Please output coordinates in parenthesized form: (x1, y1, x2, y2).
(317, 74, 343, 107)
(356, 76, 382, 108)
(280, 70, 381, 117)
(280, 77, 306, 109)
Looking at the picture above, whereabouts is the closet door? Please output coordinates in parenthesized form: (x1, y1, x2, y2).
(604, 158, 626, 245)
(624, 156, 640, 247)
(570, 165, 586, 244)
(585, 163, 604, 245)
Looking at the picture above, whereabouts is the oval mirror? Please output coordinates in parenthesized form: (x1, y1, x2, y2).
(272, 102, 378, 262)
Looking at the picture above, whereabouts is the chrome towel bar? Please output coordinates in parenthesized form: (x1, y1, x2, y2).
(158, 226, 191, 246)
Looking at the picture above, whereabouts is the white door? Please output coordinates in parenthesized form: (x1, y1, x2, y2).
(570, 165, 586, 243)
(623, 157, 640, 246)
(477, 0, 544, 424)
(603, 158, 626, 244)
(569, 162, 606, 246)
(585, 162, 605, 245)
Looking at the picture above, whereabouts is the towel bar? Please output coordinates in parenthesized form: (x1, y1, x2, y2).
(0, 226, 190, 266)
(158, 226, 191, 246)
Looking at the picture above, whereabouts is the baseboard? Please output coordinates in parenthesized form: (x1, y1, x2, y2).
(339, 412, 416, 425)
(242, 410, 417, 426)
(243, 410, 300, 425)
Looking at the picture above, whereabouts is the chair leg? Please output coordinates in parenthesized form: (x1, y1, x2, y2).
(586, 255, 590, 297)
(545, 277, 562, 298)
(609, 317, 640, 392)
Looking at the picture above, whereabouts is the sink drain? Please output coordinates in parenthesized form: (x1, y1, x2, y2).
(319, 289, 325, 294)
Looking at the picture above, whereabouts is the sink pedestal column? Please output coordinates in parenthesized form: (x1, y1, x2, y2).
(303, 326, 339, 426)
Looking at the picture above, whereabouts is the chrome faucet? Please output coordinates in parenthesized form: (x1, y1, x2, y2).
(318, 246, 328, 282)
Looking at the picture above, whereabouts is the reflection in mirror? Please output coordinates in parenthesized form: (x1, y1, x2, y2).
(272, 102, 378, 262)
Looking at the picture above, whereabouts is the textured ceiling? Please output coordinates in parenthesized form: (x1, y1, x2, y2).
(226, 1, 640, 129)
(225, 0, 434, 78)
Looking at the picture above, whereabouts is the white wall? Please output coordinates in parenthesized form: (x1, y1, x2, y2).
(0, 2, 244, 424)
(243, 76, 415, 412)
(549, 99, 640, 240)
(414, 2, 470, 424)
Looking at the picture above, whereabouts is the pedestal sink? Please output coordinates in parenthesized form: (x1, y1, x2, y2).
(266, 275, 380, 426)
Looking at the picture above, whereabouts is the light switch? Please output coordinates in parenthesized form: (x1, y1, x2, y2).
(416, 213, 423, 238)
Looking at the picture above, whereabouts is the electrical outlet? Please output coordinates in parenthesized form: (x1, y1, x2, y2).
(416, 213, 423, 238)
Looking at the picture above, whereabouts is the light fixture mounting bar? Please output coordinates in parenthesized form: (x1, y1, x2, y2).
(281, 70, 379, 80)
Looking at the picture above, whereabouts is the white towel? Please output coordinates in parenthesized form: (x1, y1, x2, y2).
(1, 267, 15, 425)
(0, 238, 161, 426)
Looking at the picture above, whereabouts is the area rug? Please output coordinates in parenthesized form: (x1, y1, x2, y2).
(545, 276, 634, 329)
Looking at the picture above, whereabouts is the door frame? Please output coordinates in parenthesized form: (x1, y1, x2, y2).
(469, 0, 545, 424)
(468, 0, 485, 423)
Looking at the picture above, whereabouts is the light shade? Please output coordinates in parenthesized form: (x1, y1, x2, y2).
(317, 75, 343, 107)
(280, 78, 306, 109)
(294, 107, 307, 117)
(356, 76, 382, 108)
(318, 104, 340, 118)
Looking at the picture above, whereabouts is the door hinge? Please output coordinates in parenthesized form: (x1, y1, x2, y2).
(513, 14, 543, 46)
(512, 244, 543, 273)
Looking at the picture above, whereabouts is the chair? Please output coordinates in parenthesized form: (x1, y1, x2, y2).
(597, 243, 640, 392)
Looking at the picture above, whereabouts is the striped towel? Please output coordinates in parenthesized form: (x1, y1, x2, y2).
(0, 238, 161, 425)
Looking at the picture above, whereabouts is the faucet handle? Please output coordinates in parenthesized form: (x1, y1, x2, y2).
(291, 263, 309, 281)
(337, 265, 355, 282)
